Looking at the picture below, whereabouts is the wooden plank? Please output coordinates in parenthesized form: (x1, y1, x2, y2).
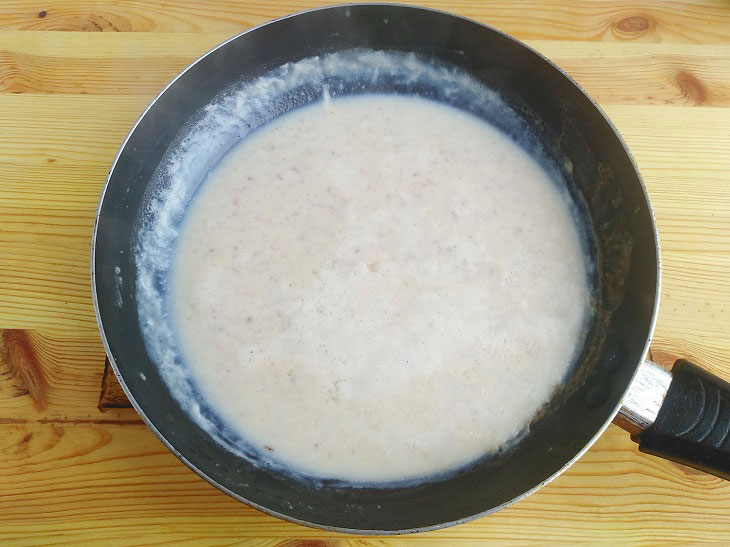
(0, 96, 726, 171)
(0, 32, 226, 95)
(606, 105, 730, 174)
(1, 32, 729, 106)
(0, 164, 108, 209)
(0, 239, 99, 332)
(0, 94, 147, 167)
(0, 423, 728, 543)
(0, 1, 728, 44)
(532, 42, 730, 107)
(0, 101, 727, 378)
(0, 324, 727, 424)
(1, 296, 727, 423)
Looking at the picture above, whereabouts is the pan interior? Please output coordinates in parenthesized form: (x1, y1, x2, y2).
(134, 48, 596, 487)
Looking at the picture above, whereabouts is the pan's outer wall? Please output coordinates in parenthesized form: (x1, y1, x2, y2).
(93, 5, 659, 533)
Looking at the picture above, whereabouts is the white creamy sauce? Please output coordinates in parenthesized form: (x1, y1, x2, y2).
(169, 94, 590, 482)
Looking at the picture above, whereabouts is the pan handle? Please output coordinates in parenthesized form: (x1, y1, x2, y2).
(618, 359, 730, 480)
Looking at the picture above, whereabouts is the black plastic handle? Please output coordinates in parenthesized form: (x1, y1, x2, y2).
(638, 359, 730, 480)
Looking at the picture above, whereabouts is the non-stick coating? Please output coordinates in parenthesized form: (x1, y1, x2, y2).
(93, 4, 659, 533)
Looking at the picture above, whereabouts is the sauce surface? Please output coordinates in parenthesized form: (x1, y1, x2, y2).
(171, 94, 590, 482)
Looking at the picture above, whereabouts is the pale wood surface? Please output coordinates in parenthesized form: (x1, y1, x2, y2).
(1, 1, 729, 544)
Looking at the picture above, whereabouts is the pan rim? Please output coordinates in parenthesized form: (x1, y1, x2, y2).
(91, 2, 662, 534)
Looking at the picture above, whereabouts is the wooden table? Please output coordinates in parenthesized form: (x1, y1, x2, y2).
(1, 1, 729, 544)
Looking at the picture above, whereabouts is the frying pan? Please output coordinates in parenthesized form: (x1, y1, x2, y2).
(92, 4, 730, 533)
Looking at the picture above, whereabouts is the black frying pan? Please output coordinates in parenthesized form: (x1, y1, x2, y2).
(92, 4, 730, 533)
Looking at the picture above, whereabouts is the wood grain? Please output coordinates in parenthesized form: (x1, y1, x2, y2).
(0, 329, 48, 410)
(0, 329, 138, 423)
(1, 0, 729, 543)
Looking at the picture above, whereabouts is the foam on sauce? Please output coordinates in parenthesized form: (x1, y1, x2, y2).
(168, 93, 590, 482)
